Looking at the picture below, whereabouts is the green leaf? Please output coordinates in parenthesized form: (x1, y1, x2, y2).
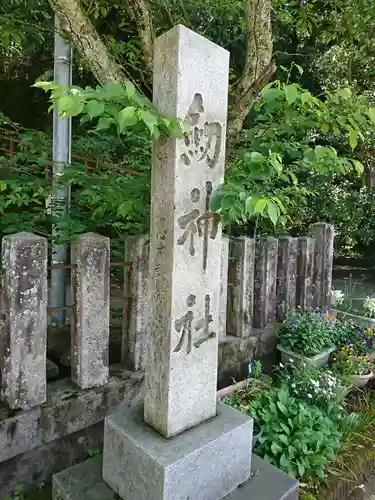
(278, 434, 289, 445)
(297, 461, 305, 477)
(125, 81, 136, 99)
(210, 187, 223, 212)
(267, 201, 279, 226)
(117, 106, 138, 132)
(141, 110, 159, 135)
(300, 92, 312, 106)
(103, 83, 126, 99)
(96, 117, 113, 131)
(86, 100, 105, 120)
(284, 84, 299, 105)
(279, 453, 290, 470)
(351, 159, 364, 176)
(253, 197, 267, 214)
(271, 442, 283, 456)
(348, 128, 358, 150)
(367, 108, 375, 125)
(294, 64, 304, 75)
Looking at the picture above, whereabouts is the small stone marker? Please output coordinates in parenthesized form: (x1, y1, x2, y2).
(71, 233, 110, 389)
(144, 25, 230, 439)
(0, 232, 47, 409)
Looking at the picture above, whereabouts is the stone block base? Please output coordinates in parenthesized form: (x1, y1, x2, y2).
(102, 403, 253, 500)
(53, 454, 298, 500)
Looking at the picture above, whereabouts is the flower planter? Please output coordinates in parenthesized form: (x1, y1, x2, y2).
(331, 308, 375, 330)
(276, 344, 335, 367)
(351, 372, 372, 389)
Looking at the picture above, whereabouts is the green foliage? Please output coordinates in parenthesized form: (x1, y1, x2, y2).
(0, 122, 152, 243)
(215, 82, 374, 233)
(33, 80, 185, 139)
(250, 386, 342, 480)
(4, 484, 25, 500)
(331, 346, 372, 377)
(278, 310, 335, 357)
(277, 361, 347, 411)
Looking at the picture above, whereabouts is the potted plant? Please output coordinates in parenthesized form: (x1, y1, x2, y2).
(277, 310, 335, 367)
(276, 359, 349, 409)
(352, 327, 375, 361)
(331, 346, 373, 388)
(220, 361, 272, 447)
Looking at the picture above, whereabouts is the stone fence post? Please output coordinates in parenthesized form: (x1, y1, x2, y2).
(277, 237, 298, 321)
(71, 233, 110, 389)
(227, 237, 255, 337)
(309, 223, 334, 310)
(0, 232, 47, 410)
(122, 234, 149, 371)
(219, 236, 229, 341)
(253, 238, 278, 328)
(296, 237, 315, 310)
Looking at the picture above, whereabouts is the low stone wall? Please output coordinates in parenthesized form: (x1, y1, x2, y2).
(0, 367, 143, 496)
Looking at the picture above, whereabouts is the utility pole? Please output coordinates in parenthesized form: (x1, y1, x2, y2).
(50, 15, 72, 326)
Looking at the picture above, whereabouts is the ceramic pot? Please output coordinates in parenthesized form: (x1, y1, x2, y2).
(276, 345, 335, 368)
(352, 372, 372, 388)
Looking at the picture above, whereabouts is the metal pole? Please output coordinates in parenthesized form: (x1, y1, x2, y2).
(50, 15, 72, 326)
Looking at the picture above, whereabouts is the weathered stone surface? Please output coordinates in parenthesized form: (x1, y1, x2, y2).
(145, 25, 230, 438)
(253, 238, 278, 328)
(52, 452, 298, 500)
(47, 358, 59, 380)
(225, 455, 299, 500)
(71, 233, 110, 389)
(0, 422, 104, 499)
(309, 223, 334, 310)
(277, 237, 298, 321)
(122, 234, 149, 371)
(219, 235, 230, 341)
(227, 237, 255, 338)
(0, 367, 143, 464)
(0, 232, 47, 410)
(102, 402, 252, 500)
(296, 237, 315, 310)
(218, 336, 257, 373)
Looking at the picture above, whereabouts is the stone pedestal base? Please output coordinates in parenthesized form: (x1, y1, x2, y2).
(52, 454, 299, 500)
(102, 403, 253, 500)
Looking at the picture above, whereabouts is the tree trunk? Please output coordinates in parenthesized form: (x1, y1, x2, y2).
(48, 0, 128, 85)
(49, 0, 275, 136)
(227, 0, 275, 136)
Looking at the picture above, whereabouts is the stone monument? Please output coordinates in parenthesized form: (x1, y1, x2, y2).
(101, 24, 253, 500)
(52, 24, 299, 500)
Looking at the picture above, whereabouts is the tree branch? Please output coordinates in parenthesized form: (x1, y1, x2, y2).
(125, 0, 155, 78)
(48, 0, 129, 85)
(228, 0, 274, 136)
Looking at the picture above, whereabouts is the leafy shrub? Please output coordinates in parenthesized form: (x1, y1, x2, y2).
(278, 309, 334, 356)
(250, 387, 342, 480)
(277, 361, 347, 411)
(331, 346, 373, 376)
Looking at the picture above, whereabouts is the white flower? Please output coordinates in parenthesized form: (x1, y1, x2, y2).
(307, 393, 312, 399)
(291, 383, 296, 388)
(363, 297, 375, 315)
(331, 289, 345, 305)
(279, 363, 284, 368)
(289, 358, 294, 363)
